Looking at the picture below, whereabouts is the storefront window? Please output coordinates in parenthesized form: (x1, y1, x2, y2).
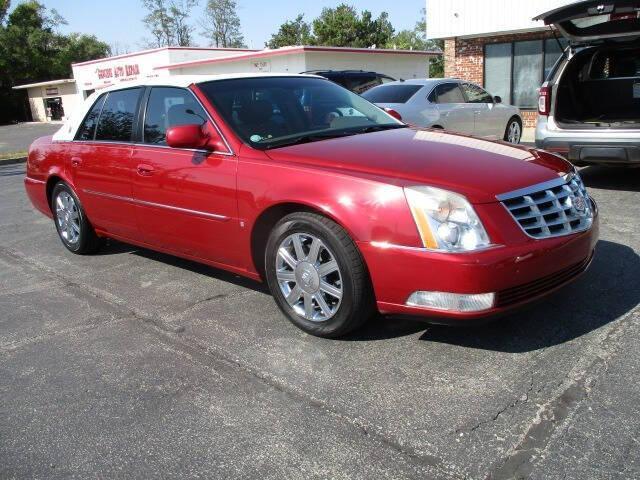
(485, 43, 512, 104)
(484, 38, 569, 109)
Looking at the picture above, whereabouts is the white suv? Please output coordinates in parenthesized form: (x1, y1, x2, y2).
(535, 0, 640, 166)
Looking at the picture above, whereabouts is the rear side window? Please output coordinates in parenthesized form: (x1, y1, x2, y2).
(461, 83, 494, 103)
(362, 84, 422, 103)
(143, 87, 208, 145)
(433, 83, 466, 104)
(95, 88, 142, 142)
(75, 95, 106, 141)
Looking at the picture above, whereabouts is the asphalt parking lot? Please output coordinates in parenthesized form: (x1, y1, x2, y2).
(0, 123, 61, 155)
(1, 160, 639, 479)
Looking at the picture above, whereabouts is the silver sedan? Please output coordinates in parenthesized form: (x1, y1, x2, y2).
(362, 79, 523, 144)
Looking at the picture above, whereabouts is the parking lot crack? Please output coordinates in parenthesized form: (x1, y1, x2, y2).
(485, 308, 640, 480)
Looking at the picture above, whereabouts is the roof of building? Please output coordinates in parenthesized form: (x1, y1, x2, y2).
(154, 45, 442, 71)
(12, 78, 76, 90)
(70, 46, 259, 67)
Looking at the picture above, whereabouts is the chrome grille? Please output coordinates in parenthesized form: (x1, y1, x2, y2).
(498, 173, 593, 240)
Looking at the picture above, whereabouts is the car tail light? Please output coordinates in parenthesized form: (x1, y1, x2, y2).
(538, 86, 551, 116)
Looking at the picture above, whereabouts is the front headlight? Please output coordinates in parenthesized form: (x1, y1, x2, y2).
(404, 186, 491, 252)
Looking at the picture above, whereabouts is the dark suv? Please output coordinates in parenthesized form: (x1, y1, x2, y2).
(535, 0, 640, 166)
(301, 70, 396, 94)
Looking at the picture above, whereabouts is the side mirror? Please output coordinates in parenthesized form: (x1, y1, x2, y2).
(166, 124, 226, 151)
(493, 96, 502, 104)
(383, 107, 403, 122)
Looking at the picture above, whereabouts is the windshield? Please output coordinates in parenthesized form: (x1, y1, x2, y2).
(197, 76, 403, 149)
(362, 84, 423, 103)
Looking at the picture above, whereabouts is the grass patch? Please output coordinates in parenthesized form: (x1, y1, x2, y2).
(0, 151, 27, 161)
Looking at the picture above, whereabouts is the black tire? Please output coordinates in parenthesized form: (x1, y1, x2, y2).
(265, 212, 375, 338)
(51, 182, 103, 254)
(504, 116, 522, 144)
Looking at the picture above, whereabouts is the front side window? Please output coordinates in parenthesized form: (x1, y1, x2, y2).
(362, 84, 423, 104)
(198, 77, 403, 150)
(144, 87, 209, 145)
(434, 83, 466, 104)
(95, 88, 142, 142)
(461, 83, 493, 103)
(75, 94, 106, 141)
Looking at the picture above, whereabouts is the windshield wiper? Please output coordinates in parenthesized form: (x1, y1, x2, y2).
(263, 131, 359, 149)
(357, 124, 407, 134)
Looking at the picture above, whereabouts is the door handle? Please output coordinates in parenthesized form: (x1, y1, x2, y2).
(137, 164, 155, 176)
(71, 157, 82, 167)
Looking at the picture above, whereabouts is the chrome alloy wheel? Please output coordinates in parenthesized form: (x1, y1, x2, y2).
(55, 191, 81, 245)
(507, 121, 521, 144)
(275, 232, 343, 322)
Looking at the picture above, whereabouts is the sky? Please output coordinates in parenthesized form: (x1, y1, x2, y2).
(10, 0, 425, 51)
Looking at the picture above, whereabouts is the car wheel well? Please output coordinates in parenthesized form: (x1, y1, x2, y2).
(250, 203, 347, 280)
(46, 175, 63, 211)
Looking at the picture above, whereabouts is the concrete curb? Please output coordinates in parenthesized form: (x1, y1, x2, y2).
(0, 157, 27, 166)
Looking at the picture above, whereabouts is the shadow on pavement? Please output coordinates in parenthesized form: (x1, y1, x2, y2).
(580, 165, 640, 193)
(420, 240, 639, 352)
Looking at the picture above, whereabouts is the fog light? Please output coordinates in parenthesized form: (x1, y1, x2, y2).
(406, 291, 495, 312)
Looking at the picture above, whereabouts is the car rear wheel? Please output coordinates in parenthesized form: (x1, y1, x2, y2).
(51, 182, 102, 254)
(265, 212, 374, 338)
(504, 117, 522, 144)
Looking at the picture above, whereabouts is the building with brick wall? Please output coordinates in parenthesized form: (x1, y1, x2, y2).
(427, 0, 579, 127)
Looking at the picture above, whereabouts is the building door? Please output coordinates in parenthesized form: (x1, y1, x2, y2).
(43, 97, 64, 120)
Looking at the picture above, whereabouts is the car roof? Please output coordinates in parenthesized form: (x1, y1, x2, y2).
(371, 78, 462, 87)
(53, 73, 326, 143)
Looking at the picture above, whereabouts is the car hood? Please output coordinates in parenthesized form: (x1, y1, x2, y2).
(264, 127, 572, 204)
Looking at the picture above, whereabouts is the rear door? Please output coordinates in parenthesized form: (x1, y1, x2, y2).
(432, 82, 475, 134)
(534, 0, 640, 44)
(70, 88, 142, 239)
(131, 86, 241, 266)
(460, 83, 502, 138)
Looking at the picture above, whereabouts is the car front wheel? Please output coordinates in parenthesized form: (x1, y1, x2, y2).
(265, 212, 374, 338)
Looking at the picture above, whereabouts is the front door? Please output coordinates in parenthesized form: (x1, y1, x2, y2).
(70, 88, 142, 239)
(131, 86, 241, 266)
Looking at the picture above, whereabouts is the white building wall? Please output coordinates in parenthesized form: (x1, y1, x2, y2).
(170, 53, 307, 76)
(426, 0, 580, 39)
(72, 49, 171, 93)
(303, 51, 428, 79)
(171, 51, 429, 80)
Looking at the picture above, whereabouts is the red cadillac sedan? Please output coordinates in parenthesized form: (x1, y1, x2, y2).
(24, 74, 598, 338)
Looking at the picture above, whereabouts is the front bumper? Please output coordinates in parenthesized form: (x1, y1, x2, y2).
(358, 203, 599, 321)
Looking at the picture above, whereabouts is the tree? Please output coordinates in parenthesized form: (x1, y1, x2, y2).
(312, 4, 394, 48)
(266, 14, 314, 49)
(386, 8, 444, 77)
(0, 0, 10, 25)
(0, 1, 109, 123)
(201, 0, 246, 48)
(141, 0, 197, 47)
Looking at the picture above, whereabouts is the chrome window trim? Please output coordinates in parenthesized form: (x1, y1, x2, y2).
(81, 189, 231, 221)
